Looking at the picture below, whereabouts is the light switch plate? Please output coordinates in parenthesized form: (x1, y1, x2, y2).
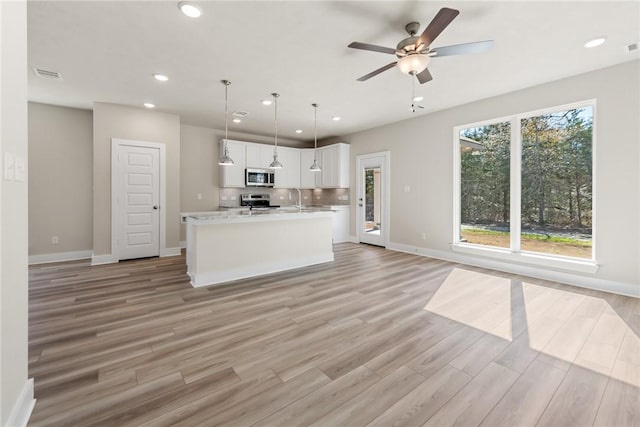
(14, 156, 25, 182)
(4, 152, 15, 181)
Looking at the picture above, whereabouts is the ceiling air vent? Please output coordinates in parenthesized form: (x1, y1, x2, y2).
(32, 67, 63, 80)
(625, 42, 639, 53)
(232, 111, 249, 118)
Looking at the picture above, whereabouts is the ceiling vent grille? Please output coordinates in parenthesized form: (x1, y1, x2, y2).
(232, 111, 249, 118)
(32, 67, 63, 80)
(625, 42, 639, 53)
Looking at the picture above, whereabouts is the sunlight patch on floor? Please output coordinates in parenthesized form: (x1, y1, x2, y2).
(424, 267, 640, 387)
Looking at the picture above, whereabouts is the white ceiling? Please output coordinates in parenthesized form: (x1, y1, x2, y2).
(27, 1, 639, 146)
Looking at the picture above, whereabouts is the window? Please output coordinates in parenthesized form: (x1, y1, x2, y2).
(455, 101, 594, 262)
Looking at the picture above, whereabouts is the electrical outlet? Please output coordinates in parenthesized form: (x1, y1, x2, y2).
(404, 185, 411, 193)
(280, 196, 284, 200)
(52, 235, 59, 244)
(221, 195, 228, 201)
(230, 195, 236, 201)
(197, 193, 202, 200)
(421, 232, 426, 240)
(303, 196, 308, 200)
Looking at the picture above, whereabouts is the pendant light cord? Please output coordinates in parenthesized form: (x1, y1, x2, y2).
(272, 93, 279, 155)
(224, 83, 229, 142)
(313, 103, 318, 161)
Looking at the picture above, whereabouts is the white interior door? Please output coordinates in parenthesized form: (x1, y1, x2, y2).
(117, 144, 160, 260)
(356, 152, 390, 247)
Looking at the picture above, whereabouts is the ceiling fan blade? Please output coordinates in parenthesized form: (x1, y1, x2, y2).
(416, 67, 433, 84)
(430, 40, 495, 57)
(348, 42, 396, 55)
(418, 7, 459, 47)
(357, 62, 397, 81)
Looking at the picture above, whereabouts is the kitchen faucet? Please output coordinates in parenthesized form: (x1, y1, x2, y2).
(295, 188, 302, 209)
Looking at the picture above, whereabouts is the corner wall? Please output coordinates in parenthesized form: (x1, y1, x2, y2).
(28, 103, 93, 259)
(345, 61, 640, 292)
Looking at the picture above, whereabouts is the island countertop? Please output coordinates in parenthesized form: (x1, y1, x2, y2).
(182, 207, 335, 225)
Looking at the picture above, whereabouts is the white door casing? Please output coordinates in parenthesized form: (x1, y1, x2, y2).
(356, 151, 390, 247)
(111, 139, 166, 261)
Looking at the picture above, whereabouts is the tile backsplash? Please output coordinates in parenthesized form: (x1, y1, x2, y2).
(219, 187, 350, 207)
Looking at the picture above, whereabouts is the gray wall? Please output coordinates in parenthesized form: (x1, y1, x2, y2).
(345, 60, 640, 288)
(28, 102, 93, 256)
(92, 102, 181, 256)
(1, 0, 30, 423)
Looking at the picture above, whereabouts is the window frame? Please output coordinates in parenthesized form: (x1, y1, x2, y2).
(452, 99, 598, 273)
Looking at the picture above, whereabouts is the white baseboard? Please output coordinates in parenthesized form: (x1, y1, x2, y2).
(91, 253, 118, 266)
(179, 240, 187, 249)
(190, 254, 335, 288)
(387, 242, 640, 298)
(28, 250, 92, 265)
(160, 247, 181, 257)
(348, 235, 358, 243)
(6, 378, 35, 427)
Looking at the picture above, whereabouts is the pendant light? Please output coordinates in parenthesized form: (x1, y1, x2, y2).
(310, 103, 321, 172)
(269, 92, 283, 169)
(218, 79, 234, 166)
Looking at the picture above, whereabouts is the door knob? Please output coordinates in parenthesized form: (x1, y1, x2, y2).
(153, 205, 159, 210)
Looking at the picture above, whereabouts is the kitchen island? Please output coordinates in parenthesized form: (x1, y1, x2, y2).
(184, 208, 334, 287)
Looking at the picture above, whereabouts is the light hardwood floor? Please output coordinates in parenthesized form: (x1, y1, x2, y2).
(28, 243, 639, 426)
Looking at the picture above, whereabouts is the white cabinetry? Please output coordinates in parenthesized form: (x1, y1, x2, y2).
(246, 143, 275, 169)
(274, 147, 301, 188)
(300, 149, 320, 189)
(219, 139, 246, 188)
(317, 143, 350, 188)
(330, 205, 350, 243)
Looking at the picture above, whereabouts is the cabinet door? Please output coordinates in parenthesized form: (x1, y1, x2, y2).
(320, 146, 338, 188)
(300, 149, 318, 189)
(245, 143, 260, 168)
(260, 145, 275, 168)
(330, 206, 350, 243)
(219, 140, 246, 187)
(274, 147, 301, 188)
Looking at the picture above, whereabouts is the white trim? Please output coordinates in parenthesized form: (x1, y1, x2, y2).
(6, 378, 35, 427)
(111, 138, 167, 262)
(91, 253, 118, 266)
(179, 240, 187, 249)
(160, 247, 181, 257)
(355, 151, 391, 248)
(28, 250, 92, 265)
(190, 253, 334, 287)
(388, 242, 637, 298)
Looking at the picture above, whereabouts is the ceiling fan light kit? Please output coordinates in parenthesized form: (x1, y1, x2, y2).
(397, 54, 430, 75)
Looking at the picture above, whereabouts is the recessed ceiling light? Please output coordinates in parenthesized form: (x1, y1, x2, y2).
(413, 96, 424, 102)
(584, 36, 606, 48)
(261, 100, 273, 106)
(153, 73, 169, 82)
(295, 129, 303, 134)
(232, 118, 242, 123)
(143, 102, 155, 109)
(178, 2, 202, 18)
(332, 116, 341, 121)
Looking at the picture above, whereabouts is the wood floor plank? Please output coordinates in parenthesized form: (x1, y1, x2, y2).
(27, 243, 640, 427)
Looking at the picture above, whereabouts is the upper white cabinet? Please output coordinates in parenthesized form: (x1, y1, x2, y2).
(317, 143, 350, 188)
(219, 139, 246, 187)
(300, 149, 320, 189)
(246, 144, 275, 169)
(220, 141, 349, 189)
(274, 147, 301, 188)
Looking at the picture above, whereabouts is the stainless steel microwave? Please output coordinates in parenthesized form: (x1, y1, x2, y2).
(245, 168, 275, 187)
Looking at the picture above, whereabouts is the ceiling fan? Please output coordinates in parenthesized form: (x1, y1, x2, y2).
(348, 7, 494, 84)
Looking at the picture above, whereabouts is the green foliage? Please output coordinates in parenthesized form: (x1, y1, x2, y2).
(460, 107, 593, 233)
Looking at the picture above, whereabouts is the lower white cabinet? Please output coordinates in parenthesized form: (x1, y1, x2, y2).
(330, 205, 350, 243)
(219, 140, 246, 187)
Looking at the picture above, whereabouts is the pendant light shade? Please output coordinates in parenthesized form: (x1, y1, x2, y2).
(219, 80, 234, 166)
(269, 92, 283, 169)
(310, 103, 321, 172)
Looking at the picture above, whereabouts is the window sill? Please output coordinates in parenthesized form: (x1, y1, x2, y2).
(451, 243, 599, 274)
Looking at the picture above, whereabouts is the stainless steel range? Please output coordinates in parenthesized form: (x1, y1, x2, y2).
(240, 194, 280, 210)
